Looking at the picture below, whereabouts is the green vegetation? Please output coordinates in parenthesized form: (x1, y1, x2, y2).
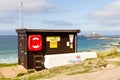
(97, 47, 120, 58)
(16, 73, 26, 77)
(0, 78, 12, 80)
(114, 61, 120, 66)
(27, 69, 36, 74)
(0, 63, 17, 67)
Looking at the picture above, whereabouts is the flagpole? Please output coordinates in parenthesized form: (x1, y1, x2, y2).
(20, 0, 23, 28)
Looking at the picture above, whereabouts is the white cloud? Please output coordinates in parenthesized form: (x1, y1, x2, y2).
(0, 0, 53, 22)
(91, 0, 120, 26)
(22, 0, 53, 13)
(42, 20, 74, 26)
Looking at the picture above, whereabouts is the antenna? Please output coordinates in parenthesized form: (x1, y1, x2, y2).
(20, 0, 23, 28)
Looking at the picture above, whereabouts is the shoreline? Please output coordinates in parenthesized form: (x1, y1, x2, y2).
(0, 57, 17, 64)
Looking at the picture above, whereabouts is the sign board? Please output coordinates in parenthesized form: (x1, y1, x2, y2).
(44, 52, 97, 69)
(46, 36, 60, 48)
(69, 34, 74, 48)
(28, 35, 42, 51)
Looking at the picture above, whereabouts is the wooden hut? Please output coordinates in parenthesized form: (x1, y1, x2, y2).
(16, 29, 80, 71)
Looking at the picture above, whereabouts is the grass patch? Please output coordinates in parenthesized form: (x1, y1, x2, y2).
(67, 70, 89, 75)
(16, 73, 26, 77)
(113, 61, 120, 66)
(0, 63, 17, 67)
(0, 78, 12, 80)
(97, 51, 120, 59)
(97, 47, 120, 58)
(27, 69, 36, 74)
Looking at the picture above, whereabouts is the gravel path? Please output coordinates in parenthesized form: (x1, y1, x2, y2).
(41, 67, 120, 80)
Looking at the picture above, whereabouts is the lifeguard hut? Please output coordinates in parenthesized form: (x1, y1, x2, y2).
(16, 29, 80, 71)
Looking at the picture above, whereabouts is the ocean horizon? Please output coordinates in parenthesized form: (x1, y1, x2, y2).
(0, 35, 119, 63)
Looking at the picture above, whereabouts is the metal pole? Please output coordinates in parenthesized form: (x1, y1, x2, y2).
(20, 0, 23, 28)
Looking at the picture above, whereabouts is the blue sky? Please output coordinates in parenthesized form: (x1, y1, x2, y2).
(0, 0, 120, 35)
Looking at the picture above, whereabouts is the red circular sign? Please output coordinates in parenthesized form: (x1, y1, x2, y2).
(76, 55, 80, 59)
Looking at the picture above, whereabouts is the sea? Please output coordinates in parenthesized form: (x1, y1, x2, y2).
(0, 35, 119, 63)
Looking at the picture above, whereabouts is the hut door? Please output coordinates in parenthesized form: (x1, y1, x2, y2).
(18, 35, 27, 67)
(33, 55, 44, 71)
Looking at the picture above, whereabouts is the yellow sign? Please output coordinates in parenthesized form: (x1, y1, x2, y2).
(50, 41, 57, 48)
(70, 44, 73, 49)
(47, 36, 60, 41)
(46, 36, 60, 48)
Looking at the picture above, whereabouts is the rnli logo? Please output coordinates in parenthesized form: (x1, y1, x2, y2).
(76, 55, 80, 59)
